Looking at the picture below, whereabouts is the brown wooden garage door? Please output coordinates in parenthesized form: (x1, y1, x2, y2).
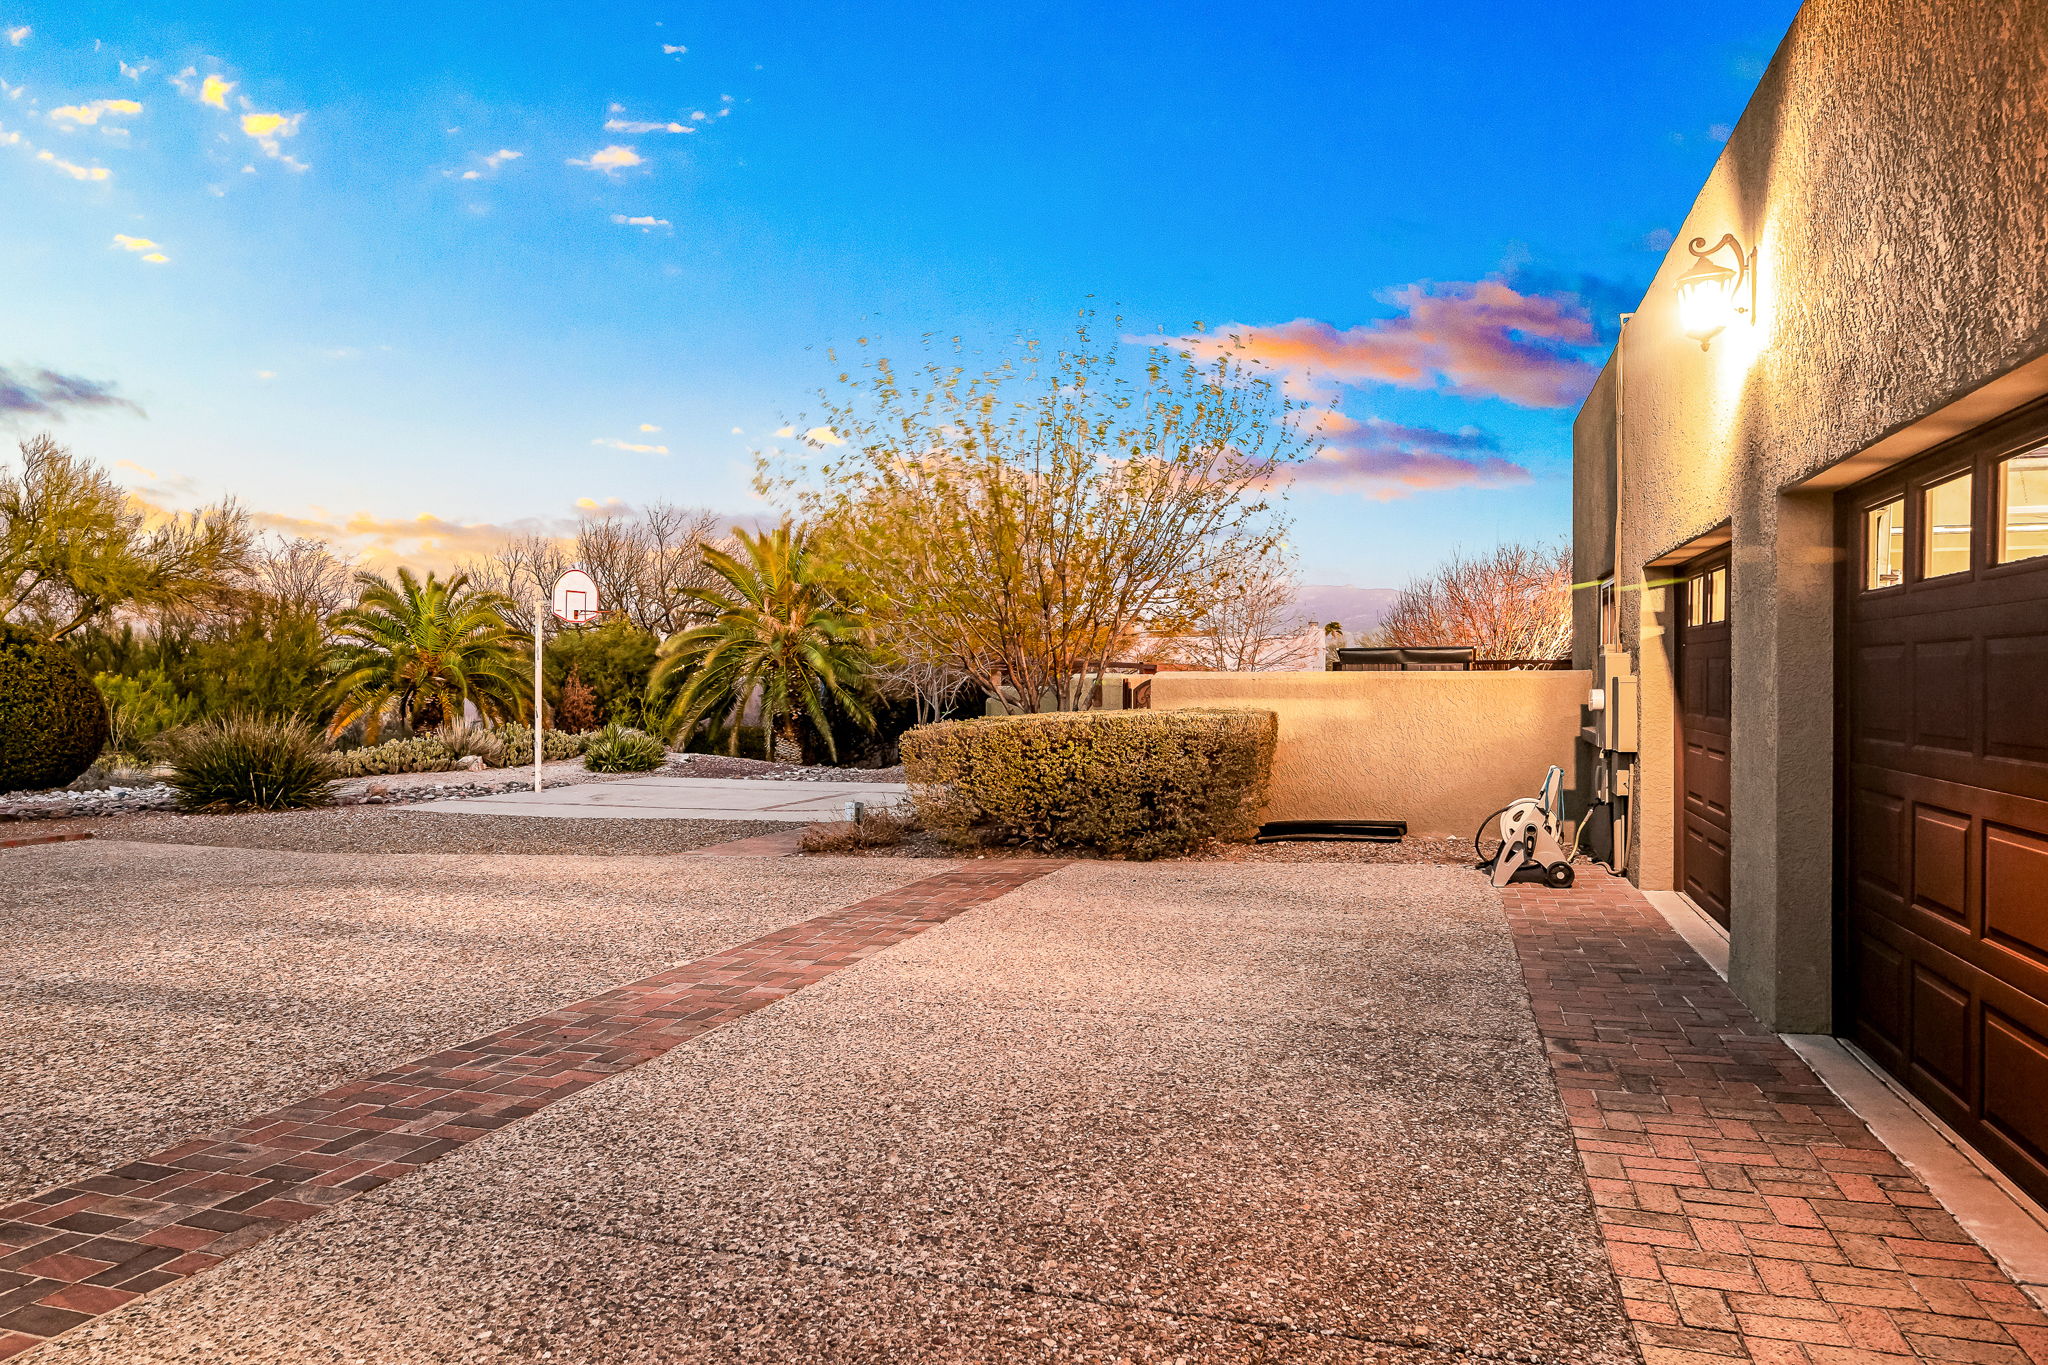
(1840, 398, 2048, 1205)
(1677, 552, 1733, 927)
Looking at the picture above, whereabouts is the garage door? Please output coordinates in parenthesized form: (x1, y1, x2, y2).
(1677, 552, 1733, 927)
(1840, 399, 2048, 1204)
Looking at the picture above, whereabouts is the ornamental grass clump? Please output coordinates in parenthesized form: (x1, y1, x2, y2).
(158, 715, 339, 811)
(901, 707, 1276, 859)
(584, 722, 667, 773)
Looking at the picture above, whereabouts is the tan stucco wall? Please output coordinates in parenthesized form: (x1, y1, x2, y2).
(1572, 0, 2048, 1028)
(1150, 671, 1590, 838)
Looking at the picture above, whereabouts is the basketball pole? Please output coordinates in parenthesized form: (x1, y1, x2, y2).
(532, 593, 545, 793)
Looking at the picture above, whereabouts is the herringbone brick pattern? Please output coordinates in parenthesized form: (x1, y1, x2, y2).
(1503, 870, 2048, 1365)
(0, 859, 1060, 1359)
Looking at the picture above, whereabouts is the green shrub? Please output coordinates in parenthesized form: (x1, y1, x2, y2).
(94, 668, 200, 758)
(331, 736, 457, 778)
(584, 722, 667, 773)
(158, 715, 338, 811)
(438, 722, 509, 768)
(493, 724, 595, 766)
(0, 624, 112, 793)
(901, 708, 1277, 859)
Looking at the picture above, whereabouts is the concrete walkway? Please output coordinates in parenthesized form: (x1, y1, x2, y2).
(400, 774, 910, 822)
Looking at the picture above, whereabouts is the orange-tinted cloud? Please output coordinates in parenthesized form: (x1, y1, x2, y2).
(1168, 279, 1600, 409)
(1284, 412, 1530, 500)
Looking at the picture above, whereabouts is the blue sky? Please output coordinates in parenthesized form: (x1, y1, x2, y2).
(0, 1, 1800, 587)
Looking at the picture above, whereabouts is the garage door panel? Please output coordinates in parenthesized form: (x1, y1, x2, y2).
(1982, 1007, 2048, 1179)
(1986, 633, 2048, 767)
(1851, 931, 1908, 1057)
(1910, 804, 1971, 927)
(1912, 639, 1978, 753)
(1851, 786, 1906, 895)
(1986, 824, 2048, 968)
(1853, 643, 1911, 742)
(1909, 965, 1973, 1109)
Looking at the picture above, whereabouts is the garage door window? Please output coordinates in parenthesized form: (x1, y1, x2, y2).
(1865, 497, 1906, 589)
(2000, 448, 2048, 565)
(1923, 471, 1974, 578)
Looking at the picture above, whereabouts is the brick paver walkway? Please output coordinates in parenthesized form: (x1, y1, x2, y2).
(0, 860, 1059, 1360)
(1504, 870, 2048, 1365)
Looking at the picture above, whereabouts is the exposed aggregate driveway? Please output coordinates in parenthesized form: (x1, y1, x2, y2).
(3, 845, 1632, 1364)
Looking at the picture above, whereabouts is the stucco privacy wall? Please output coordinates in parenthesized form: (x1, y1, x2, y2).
(1149, 671, 1589, 837)
(1571, 0, 2048, 1029)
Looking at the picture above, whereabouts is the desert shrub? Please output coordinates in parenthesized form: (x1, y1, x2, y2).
(493, 724, 595, 766)
(158, 715, 338, 811)
(554, 667, 601, 733)
(438, 721, 510, 768)
(0, 624, 112, 793)
(798, 802, 917, 853)
(901, 708, 1276, 859)
(330, 736, 457, 777)
(584, 722, 667, 773)
(94, 668, 201, 758)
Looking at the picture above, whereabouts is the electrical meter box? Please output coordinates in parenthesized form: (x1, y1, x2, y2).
(1597, 649, 1639, 754)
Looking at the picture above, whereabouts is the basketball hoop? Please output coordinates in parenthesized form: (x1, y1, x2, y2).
(550, 568, 602, 625)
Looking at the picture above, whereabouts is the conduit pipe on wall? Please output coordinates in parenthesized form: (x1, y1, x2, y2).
(1606, 312, 1635, 877)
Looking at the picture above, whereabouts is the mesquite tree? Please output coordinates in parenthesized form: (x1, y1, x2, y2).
(1376, 542, 1573, 661)
(771, 315, 1314, 711)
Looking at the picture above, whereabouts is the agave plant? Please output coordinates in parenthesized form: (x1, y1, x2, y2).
(650, 526, 873, 761)
(325, 569, 526, 740)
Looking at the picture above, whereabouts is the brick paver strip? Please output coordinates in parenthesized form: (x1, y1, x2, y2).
(0, 832, 92, 851)
(0, 859, 1061, 1359)
(1503, 869, 2048, 1365)
(685, 827, 807, 856)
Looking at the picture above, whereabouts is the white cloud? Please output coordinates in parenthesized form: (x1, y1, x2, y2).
(4, 25, 27, 46)
(239, 108, 305, 166)
(36, 149, 110, 181)
(604, 118, 695, 135)
(50, 98, 143, 126)
(638, 423, 661, 432)
(609, 213, 671, 230)
(802, 426, 844, 447)
(198, 73, 234, 109)
(119, 60, 148, 81)
(661, 43, 687, 54)
(111, 233, 166, 262)
(255, 370, 275, 380)
(454, 146, 521, 179)
(592, 436, 669, 455)
(568, 144, 642, 173)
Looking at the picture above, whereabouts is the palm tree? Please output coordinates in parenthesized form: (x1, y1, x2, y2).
(650, 526, 873, 761)
(325, 568, 526, 739)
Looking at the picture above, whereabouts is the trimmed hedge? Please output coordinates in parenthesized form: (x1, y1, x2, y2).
(901, 707, 1277, 859)
(0, 624, 111, 793)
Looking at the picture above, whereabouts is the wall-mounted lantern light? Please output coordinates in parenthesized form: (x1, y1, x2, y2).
(1674, 233, 1755, 350)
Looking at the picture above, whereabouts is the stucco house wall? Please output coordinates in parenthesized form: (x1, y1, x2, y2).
(1575, 0, 2048, 1028)
(1149, 670, 1589, 838)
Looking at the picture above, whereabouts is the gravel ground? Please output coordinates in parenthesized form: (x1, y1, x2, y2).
(672, 753, 907, 783)
(37, 862, 1632, 1365)
(817, 828, 1479, 865)
(0, 841, 945, 1202)
(46, 807, 791, 856)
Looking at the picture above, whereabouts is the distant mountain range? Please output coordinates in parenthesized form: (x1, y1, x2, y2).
(1292, 584, 1400, 634)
